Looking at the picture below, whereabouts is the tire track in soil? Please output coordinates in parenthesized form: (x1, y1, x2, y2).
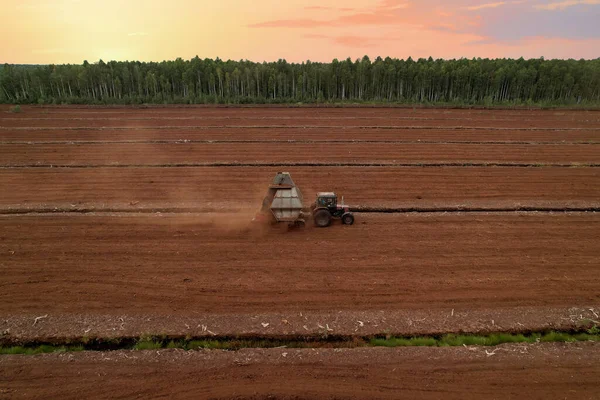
(4, 127, 598, 143)
(3, 163, 599, 168)
(2, 208, 599, 215)
(3, 115, 600, 122)
(1, 140, 599, 145)
(4, 142, 597, 166)
(3, 125, 600, 131)
(2, 112, 599, 128)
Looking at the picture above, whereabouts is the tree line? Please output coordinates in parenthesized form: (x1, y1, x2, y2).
(1, 56, 599, 106)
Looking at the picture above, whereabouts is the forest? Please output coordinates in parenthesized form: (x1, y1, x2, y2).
(1, 56, 599, 106)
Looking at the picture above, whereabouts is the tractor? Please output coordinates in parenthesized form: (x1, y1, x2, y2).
(311, 192, 354, 227)
(253, 172, 355, 228)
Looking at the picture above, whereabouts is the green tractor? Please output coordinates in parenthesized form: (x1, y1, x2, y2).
(312, 192, 355, 228)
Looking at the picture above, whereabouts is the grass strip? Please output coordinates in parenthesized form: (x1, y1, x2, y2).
(371, 331, 600, 347)
(1, 329, 599, 355)
(0, 345, 84, 355)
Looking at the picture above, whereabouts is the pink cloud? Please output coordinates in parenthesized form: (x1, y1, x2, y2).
(464, 35, 600, 59)
(249, 19, 331, 28)
(249, 1, 477, 31)
(534, 0, 600, 11)
(333, 36, 376, 47)
(466, 2, 507, 11)
(304, 33, 328, 39)
(304, 6, 356, 12)
(249, 13, 406, 29)
(304, 6, 332, 10)
(305, 33, 400, 48)
(248, 0, 599, 61)
(337, 12, 403, 25)
(468, 34, 600, 47)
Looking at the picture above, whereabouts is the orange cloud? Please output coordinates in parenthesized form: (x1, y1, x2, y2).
(377, 0, 411, 8)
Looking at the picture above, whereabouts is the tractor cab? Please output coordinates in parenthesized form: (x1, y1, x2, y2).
(316, 192, 338, 210)
(313, 192, 353, 227)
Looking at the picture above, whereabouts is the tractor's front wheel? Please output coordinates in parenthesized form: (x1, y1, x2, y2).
(313, 209, 332, 228)
(342, 213, 355, 225)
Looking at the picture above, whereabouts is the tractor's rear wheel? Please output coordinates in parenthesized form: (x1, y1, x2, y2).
(342, 213, 355, 225)
(313, 209, 332, 228)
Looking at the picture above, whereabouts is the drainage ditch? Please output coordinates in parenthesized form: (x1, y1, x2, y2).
(2, 162, 600, 169)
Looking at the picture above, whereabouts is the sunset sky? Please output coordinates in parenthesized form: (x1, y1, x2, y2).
(2, 0, 599, 64)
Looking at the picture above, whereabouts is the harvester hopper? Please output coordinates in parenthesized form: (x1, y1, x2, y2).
(253, 172, 308, 227)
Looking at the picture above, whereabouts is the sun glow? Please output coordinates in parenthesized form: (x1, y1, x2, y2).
(2, 0, 599, 63)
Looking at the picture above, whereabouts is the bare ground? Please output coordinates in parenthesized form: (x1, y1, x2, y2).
(2, 142, 599, 166)
(1, 106, 599, 398)
(1, 167, 599, 213)
(0, 213, 598, 341)
(1, 127, 599, 143)
(1, 343, 599, 400)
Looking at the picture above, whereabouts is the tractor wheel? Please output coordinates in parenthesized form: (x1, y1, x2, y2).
(342, 213, 355, 225)
(313, 209, 332, 228)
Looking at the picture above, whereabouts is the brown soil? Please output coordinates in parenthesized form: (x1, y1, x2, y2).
(2, 107, 598, 167)
(1, 213, 598, 316)
(3, 106, 600, 129)
(2, 142, 599, 166)
(1, 167, 599, 212)
(3, 127, 599, 143)
(1, 343, 599, 400)
(2, 118, 598, 129)
(2, 306, 598, 342)
(1, 106, 599, 395)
